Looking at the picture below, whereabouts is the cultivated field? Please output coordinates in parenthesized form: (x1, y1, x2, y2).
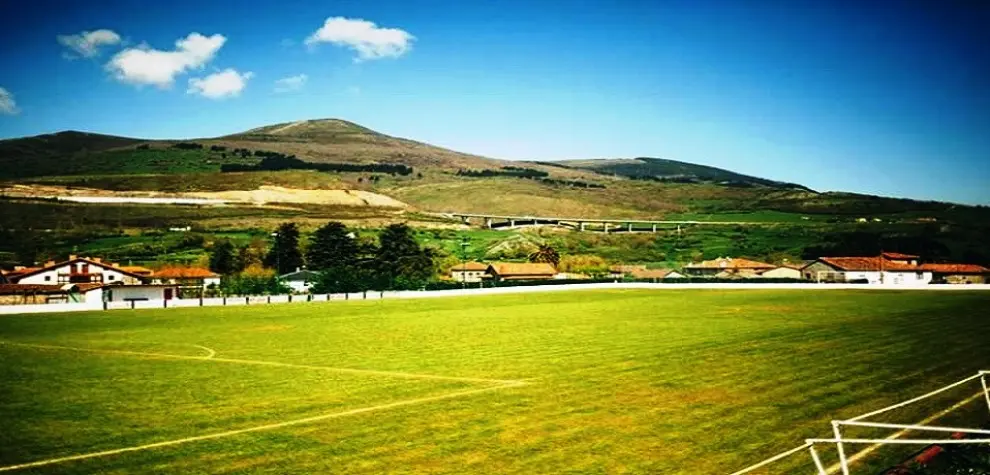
(1, 290, 989, 474)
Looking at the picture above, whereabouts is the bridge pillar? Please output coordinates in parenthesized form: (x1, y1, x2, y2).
(627, 223, 633, 232)
(461, 216, 470, 225)
(652, 223, 657, 233)
(603, 223, 610, 233)
(485, 217, 493, 229)
(509, 219, 516, 228)
(579, 222, 586, 231)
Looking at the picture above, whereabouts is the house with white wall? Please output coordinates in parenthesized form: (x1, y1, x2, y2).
(152, 266, 221, 297)
(279, 269, 322, 293)
(801, 253, 932, 285)
(5, 256, 149, 286)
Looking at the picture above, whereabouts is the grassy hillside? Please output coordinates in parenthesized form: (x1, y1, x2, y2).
(2, 291, 988, 473)
(2, 118, 987, 240)
(545, 156, 813, 191)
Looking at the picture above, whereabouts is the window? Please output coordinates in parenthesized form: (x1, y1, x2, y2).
(108, 275, 116, 280)
(44, 275, 51, 281)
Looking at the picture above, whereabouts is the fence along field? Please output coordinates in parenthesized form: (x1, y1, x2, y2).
(1, 289, 989, 473)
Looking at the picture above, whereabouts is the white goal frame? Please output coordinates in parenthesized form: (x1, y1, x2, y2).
(729, 370, 990, 475)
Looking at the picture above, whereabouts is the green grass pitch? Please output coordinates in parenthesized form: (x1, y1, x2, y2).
(1, 289, 989, 474)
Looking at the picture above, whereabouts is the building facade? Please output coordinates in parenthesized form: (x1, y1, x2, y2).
(486, 263, 557, 281)
(451, 262, 489, 283)
(683, 258, 777, 278)
(279, 269, 322, 293)
(6, 256, 148, 285)
(802, 254, 932, 285)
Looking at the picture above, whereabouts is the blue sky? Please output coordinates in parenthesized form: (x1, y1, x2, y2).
(0, 0, 988, 204)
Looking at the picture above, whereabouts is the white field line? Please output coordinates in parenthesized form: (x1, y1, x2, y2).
(824, 390, 986, 474)
(0, 381, 526, 473)
(192, 344, 216, 359)
(0, 341, 523, 385)
(726, 442, 811, 475)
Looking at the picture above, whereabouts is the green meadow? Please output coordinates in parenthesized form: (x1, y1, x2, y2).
(1, 289, 989, 474)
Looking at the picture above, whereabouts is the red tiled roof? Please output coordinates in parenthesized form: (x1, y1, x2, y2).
(817, 257, 920, 272)
(154, 267, 220, 279)
(3, 267, 42, 278)
(921, 263, 990, 274)
(488, 263, 557, 276)
(0, 283, 103, 295)
(120, 265, 154, 276)
(8, 258, 148, 281)
(684, 258, 776, 270)
(0, 284, 68, 295)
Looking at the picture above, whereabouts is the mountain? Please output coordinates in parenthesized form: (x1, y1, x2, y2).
(0, 130, 143, 162)
(0, 118, 978, 220)
(215, 118, 507, 171)
(535, 157, 814, 191)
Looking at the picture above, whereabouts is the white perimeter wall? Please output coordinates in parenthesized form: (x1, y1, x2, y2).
(2, 282, 989, 315)
(105, 286, 169, 302)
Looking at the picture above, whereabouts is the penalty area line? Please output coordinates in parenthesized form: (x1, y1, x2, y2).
(0, 381, 527, 473)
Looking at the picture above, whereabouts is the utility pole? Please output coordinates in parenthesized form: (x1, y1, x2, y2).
(459, 236, 470, 289)
(271, 231, 280, 275)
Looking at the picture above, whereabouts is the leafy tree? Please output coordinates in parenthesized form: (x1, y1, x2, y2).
(529, 244, 561, 268)
(264, 222, 304, 274)
(558, 254, 608, 275)
(375, 224, 436, 290)
(208, 239, 238, 275)
(221, 264, 290, 295)
(306, 221, 359, 271)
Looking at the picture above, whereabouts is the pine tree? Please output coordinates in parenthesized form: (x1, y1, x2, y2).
(208, 239, 238, 275)
(306, 222, 358, 271)
(264, 222, 304, 274)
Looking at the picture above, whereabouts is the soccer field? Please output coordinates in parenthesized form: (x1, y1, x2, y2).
(1, 289, 989, 474)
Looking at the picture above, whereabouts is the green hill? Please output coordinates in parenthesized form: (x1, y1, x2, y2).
(538, 157, 813, 191)
(0, 118, 982, 222)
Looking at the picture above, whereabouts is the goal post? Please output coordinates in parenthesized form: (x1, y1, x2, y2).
(729, 370, 990, 474)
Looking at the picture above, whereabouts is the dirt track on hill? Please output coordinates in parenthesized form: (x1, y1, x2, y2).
(0, 184, 409, 208)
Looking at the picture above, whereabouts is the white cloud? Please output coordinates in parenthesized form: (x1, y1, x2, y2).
(57, 29, 121, 58)
(0, 87, 18, 115)
(106, 33, 226, 87)
(273, 74, 308, 93)
(187, 68, 253, 99)
(305, 17, 414, 61)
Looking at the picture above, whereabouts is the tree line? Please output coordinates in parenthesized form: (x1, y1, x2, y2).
(221, 153, 414, 176)
(208, 222, 435, 294)
(455, 167, 606, 189)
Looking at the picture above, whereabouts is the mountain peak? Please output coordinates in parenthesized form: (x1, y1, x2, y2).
(234, 118, 378, 139)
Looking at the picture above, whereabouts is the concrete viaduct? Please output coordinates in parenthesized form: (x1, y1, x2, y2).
(438, 212, 756, 233)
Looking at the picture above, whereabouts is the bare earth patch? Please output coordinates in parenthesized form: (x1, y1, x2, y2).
(0, 184, 408, 209)
(189, 186, 407, 208)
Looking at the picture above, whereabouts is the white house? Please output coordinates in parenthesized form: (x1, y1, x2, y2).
(279, 269, 322, 293)
(5, 256, 149, 286)
(801, 253, 932, 285)
(152, 266, 221, 297)
(451, 262, 488, 283)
